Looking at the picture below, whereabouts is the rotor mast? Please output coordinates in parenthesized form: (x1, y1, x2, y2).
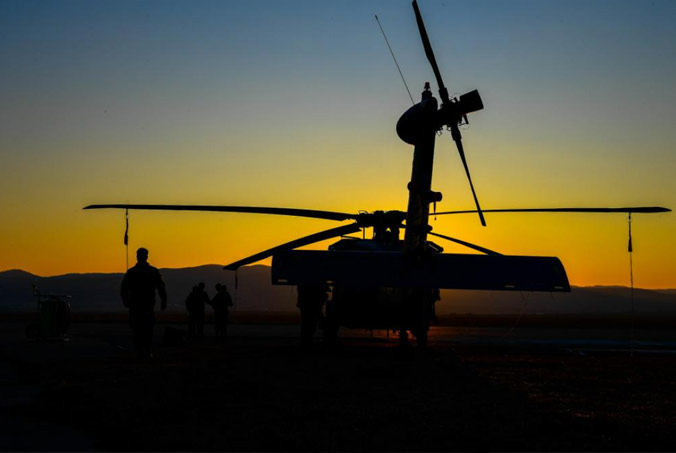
(402, 84, 440, 261)
(399, 0, 485, 261)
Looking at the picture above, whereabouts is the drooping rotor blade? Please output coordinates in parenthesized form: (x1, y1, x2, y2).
(412, 0, 449, 104)
(455, 139, 486, 226)
(412, 0, 486, 227)
(83, 204, 357, 222)
(433, 207, 672, 215)
(428, 231, 501, 255)
(223, 223, 362, 271)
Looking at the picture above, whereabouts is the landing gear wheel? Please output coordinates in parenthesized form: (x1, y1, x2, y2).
(414, 328, 428, 348)
(398, 330, 412, 348)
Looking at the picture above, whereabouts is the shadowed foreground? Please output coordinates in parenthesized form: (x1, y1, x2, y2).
(2, 322, 676, 451)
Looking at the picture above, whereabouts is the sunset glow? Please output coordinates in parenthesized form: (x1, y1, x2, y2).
(2, 1, 674, 288)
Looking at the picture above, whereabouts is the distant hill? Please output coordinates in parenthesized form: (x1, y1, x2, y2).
(1, 266, 675, 316)
(0, 265, 296, 313)
(437, 286, 676, 315)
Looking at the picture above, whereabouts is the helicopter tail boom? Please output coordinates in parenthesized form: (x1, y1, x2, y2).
(272, 250, 569, 292)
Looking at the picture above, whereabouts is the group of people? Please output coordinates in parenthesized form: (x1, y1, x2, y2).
(185, 281, 233, 339)
(120, 247, 232, 359)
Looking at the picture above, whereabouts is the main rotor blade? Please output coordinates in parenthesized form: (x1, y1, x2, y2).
(83, 204, 357, 222)
(428, 231, 501, 255)
(223, 223, 362, 271)
(433, 207, 672, 215)
(455, 139, 487, 226)
(412, 0, 449, 104)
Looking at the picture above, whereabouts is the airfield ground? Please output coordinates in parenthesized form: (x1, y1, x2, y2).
(1, 318, 676, 451)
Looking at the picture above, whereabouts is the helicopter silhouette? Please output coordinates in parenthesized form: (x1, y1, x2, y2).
(85, 1, 670, 346)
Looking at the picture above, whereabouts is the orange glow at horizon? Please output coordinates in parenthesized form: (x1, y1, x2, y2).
(2, 199, 674, 289)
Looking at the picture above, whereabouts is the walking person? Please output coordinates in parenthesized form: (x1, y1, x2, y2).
(120, 247, 167, 359)
(186, 282, 209, 338)
(209, 283, 233, 339)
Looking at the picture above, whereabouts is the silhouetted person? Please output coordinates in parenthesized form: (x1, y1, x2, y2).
(430, 288, 441, 324)
(186, 282, 209, 338)
(209, 283, 233, 338)
(297, 283, 329, 348)
(120, 247, 167, 359)
(185, 285, 198, 334)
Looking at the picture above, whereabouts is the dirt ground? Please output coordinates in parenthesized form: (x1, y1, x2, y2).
(2, 321, 676, 451)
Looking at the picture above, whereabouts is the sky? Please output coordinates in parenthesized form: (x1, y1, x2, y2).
(1, 0, 675, 288)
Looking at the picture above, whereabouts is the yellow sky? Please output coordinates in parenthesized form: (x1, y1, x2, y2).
(2, 131, 673, 288)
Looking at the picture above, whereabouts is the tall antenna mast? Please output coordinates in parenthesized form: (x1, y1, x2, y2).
(375, 15, 415, 105)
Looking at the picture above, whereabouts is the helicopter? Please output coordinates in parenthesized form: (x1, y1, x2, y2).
(85, 1, 670, 346)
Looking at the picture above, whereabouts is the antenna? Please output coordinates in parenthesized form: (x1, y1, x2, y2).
(375, 15, 415, 105)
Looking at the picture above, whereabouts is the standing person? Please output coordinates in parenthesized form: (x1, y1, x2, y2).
(297, 283, 329, 348)
(185, 285, 198, 337)
(120, 247, 167, 359)
(186, 282, 209, 338)
(209, 283, 233, 338)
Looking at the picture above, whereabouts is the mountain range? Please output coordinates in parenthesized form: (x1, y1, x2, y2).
(1, 265, 675, 316)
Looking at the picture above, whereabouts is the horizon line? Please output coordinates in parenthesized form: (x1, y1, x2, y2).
(2, 266, 674, 292)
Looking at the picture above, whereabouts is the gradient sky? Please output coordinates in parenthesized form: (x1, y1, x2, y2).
(1, 0, 675, 288)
